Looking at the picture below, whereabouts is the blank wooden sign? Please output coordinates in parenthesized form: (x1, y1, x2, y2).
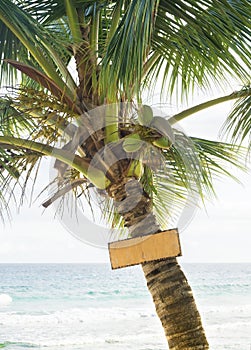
(108, 228, 181, 269)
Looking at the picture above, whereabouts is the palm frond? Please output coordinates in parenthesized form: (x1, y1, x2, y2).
(0, 0, 76, 94)
(146, 0, 251, 97)
(0, 145, 43, 221)
(0, 20, 21, 86)
(221, 86, 251, 150)
(0, 88, 93, 182)
(0, 95, 36, 137)
(141, 158, 189, 231)
(18, 0, 109, 24)
(191, 137, 247, 181)
(100, 0, 157, 101)
(142, 132, 247, 229)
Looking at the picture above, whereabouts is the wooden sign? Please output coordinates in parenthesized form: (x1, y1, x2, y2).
(108, 228, 181, 269)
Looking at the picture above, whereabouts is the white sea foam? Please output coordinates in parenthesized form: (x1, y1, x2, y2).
(1, 304, 249, 350)
(0, 294, 12, 306)
(0, 306, 165, 349)
(0, 306, 156, 326)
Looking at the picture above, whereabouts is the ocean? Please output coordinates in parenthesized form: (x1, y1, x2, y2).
(0, 263, 250, 350)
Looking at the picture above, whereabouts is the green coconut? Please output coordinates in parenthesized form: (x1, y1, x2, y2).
(153, 137, 172, 149)
(127, 160, 144, 178)
(150, 116, 175, 145)
(122, 134, 142, 153)
(138, 105, 154, 126)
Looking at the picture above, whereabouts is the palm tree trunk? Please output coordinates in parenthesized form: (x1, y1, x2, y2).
(108, 178, 209, 349)
(142, 259, 209, 349)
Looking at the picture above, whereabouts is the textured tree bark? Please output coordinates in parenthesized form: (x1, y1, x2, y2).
(108, 178, 209, 349)
(142, 259, 209, 349)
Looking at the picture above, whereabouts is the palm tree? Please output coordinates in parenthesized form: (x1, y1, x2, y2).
(0, 1, 250, 348)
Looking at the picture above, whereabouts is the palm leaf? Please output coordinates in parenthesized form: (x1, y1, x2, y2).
(147, 133, 247, 229)
(0, 0, 76, 95)
(100, 0, 157, 100)
(0, 21, 22, 86)
(0, 95, 36, 137)
(0, 145, 43, 221)
(191, 137, 247, 182)
(19, 0, 108, 24)
(221, 86, 251, 150)
(146, 0, 251, 96)
(64, 0, 83, 44)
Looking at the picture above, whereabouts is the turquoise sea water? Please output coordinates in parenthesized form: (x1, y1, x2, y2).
(0, 263, 250, 350)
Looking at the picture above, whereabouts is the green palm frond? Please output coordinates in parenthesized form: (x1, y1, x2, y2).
(34, 114, 246, 233)
(146, 0, 251, 96)
(191, 137, 247, 182)
(0, 0, 76, 94)
(98, 0, 251, 100)
(100, 0, 157, 100)
(141, 160, 189, 230)
(0, 21, 22, 86)
(0, 95, 36, 137)
(221, 86, 251, 150)
(0, 145, 43, 221)
(18, 0, 68, 23)
(1, 0, 251, 101)
(141, 133, 247, 229)
(18, 0, 109, 24)
(0, 90, 85, 209)
(97, 195, 125, 233)
(149, 131, 210, 229)
(0, 86, 111, 202)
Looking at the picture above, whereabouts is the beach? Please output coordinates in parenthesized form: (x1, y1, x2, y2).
(0, 263, 250, 349)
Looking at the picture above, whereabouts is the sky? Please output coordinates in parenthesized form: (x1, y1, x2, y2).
(177, 99, 251, 263)
(0, 86, 250, 263)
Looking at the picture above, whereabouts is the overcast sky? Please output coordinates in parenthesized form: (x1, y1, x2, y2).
(0, 85, 250, 263)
